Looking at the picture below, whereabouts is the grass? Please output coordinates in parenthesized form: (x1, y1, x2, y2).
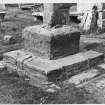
(0, 69, 99, 104)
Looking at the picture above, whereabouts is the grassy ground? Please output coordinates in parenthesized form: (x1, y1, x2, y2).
(1, 6, 105, 104)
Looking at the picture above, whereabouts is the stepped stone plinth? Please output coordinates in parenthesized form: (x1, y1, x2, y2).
(22, 3, 80, 60)
(3, 3, 105, 91)
(3, 49, 104, 83)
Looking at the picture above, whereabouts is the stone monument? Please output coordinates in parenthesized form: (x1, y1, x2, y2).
(3, 3, 104, 90)
(23, 3, 80, 59)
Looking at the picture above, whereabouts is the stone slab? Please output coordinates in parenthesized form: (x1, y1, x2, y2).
(82, 50, 104, 67)
(22, 25, 80, 59)
(28, 74, 61, 92)
(24, 67, 48, 81)
(3, 49, 31, 65)
(23, 56, 63, 75)
(63, 67, 105, 88)
(67, 69, 100, 85)
(23, 57, 65, 82)
(4, 50, 104, 83)
(54, 52, 88, 78)
(23, 52, 88, 82)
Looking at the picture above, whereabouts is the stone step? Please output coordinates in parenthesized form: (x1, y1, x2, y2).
(6, 63, 17, 74)
(63, 67, 105, 87)
(82, 50, 104, 67)
(3, 49, 104, 92)
(4, 49, 104, 83)
(53, 50, 104, 79)
(27, 73, 61, 92)
(23, 25, 80, 60)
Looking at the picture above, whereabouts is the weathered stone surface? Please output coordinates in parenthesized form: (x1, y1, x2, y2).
(23, 25, 80, 59)
(63, 67, 105, 88)
(23, 52, 88, 82)
(3, 49, 32, 75)
(67, 69, 99, 85)
(6, 63, 17, 73)
(4, 49, 104, 83)
(23, 56, 62, 75)
(45, 84, 61, 93)
(23, 58, 48, 81)
(17, 54, 32, 70)
(3, 50, 20, 66)
(55, 52, 88, 77)
(28, 75, 52, 89)
(3, 49, 32, 66)
(23, 56, 67, 82)
(43, 3, 70, 27)
(82, 50, 104, 67)
(28, 71, 61, 91)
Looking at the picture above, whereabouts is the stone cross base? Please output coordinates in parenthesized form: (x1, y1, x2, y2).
(22, 25, 80, 60)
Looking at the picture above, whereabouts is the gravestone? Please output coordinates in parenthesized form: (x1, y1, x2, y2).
(3, 3, 104, 91)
